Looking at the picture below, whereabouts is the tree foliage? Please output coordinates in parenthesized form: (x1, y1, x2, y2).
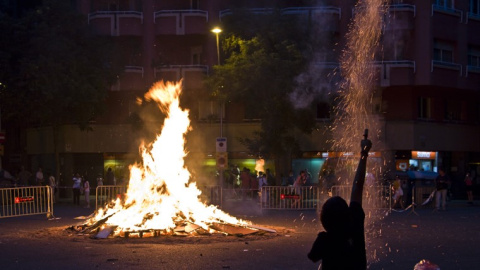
(205, 10, 317, 160)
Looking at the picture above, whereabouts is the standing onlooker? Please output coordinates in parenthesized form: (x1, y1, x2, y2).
(292, 171, 307, 208)
(48, 172, 57, 203)
(257, 172, 267, 191)
(304, 169, 312, 186)
(83, 177, 90, 208)
(435, 168, 450, 211)
(106, 168, 115, 185)
(287, 170, 295, 186)
(257, 172, 267, 204)
(72, 173, 82, 206)
(294, 171, 307, 194)
(465, 173, 474, 205)
(96, 173, 104, 187)
(250, 171, 258, 198)
(392, 176, 404, 209)
(36, 168, 44, 186)
(266, 168, 275, 186)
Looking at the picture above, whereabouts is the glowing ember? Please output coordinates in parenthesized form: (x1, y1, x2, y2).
(85, 80, 250, 236)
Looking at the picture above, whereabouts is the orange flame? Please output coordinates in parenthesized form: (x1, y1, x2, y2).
(90, 80, 249, 234)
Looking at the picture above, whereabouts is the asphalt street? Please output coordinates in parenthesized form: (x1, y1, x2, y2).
(0, 199, 479, 270)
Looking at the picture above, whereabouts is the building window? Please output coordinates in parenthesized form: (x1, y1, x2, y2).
(468, 47, 480, 67)
(435, 0, 455, 9)
(418, 97, 431, 119)
(471, 0, 480, 15)
(433, 41, 454, 63)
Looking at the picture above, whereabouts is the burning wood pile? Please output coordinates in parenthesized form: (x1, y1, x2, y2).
(68, 81, 275, 239)
(69, 215, 276, 239)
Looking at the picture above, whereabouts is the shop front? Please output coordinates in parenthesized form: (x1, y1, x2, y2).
(395, 151, 438, 172)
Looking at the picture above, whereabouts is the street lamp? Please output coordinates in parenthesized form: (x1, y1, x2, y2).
(211, 27, 224, 137)
(211, 27, 225, 189)
(211, 27, 222, 65)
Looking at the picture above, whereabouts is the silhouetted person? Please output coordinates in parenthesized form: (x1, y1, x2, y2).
(72, 173, 82, 206)
(105, 168, 115, 185)
(435, 168, 450, 210)
(308, 130, 372, 270)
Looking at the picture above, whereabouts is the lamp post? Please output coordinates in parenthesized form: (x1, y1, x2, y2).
(211, 27, 223, 137)
(211, 27, 225, 190)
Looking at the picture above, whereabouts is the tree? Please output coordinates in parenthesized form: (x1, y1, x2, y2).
(0, 0, 123, 181)
(205, 12, 317, 183)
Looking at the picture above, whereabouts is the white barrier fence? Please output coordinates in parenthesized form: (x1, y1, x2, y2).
(94, 184, 436, 212)
(95, 185, 128, 209)
(261, 186, 320, 210)
(0, 186, 54, 218)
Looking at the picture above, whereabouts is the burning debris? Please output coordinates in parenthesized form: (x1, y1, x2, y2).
(68, 81, 275, 239)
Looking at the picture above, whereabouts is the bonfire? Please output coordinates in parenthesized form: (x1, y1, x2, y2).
(72, 81, 274, 238)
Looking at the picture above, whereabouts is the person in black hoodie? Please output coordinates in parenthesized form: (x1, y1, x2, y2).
(308, 130, 372, 270)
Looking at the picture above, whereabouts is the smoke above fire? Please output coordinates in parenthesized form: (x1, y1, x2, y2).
(87, 80, 250, 235)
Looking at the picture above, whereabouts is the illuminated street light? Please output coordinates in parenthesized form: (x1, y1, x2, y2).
(211, 27, 222, 65)
(211, 26, 224, 137)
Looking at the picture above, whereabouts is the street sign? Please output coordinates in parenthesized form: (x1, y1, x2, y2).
(216, 137, 227, 152)
(216, 152, 228, 169)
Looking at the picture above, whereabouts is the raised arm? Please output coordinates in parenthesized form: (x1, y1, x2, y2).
(350, 129, 372, 205)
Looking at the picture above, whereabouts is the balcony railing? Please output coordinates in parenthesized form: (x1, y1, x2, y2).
(431, 60, 462, 76)
(154, 65, 209, 80)
(88, 11, 143, 24)
(431, 4, 462, 23)
(466, 11, 480, 23)
(153, 9, 208, 24)
(219, 8, 274, 19)
(281, 7, 341, 19)
(220, 6, 341, 20)
(376, 60, 416, 73)
(466, 65, 480, 77)
(125, 66, 144, 77)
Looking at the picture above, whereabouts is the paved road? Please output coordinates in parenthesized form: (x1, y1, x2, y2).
(0, 200, 479, 269)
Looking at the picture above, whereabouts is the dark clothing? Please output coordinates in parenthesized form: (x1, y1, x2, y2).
(73, 188, 81, 205)
(105, 170, 114, 185)
(308, 201, 366, 270)
(435, 174, 450, 191)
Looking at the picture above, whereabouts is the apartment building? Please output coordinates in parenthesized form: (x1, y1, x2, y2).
(16, 0, 480, 190)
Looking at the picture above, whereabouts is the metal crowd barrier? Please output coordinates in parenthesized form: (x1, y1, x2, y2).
(198, 185, 222, 206)
(93, 184, 436, 213)
(95, 185, 128, 209)
(261, 186, 320, 210)
(414, 186, 436, 208)
(196, 186, 321, 210)
(0, 186, 54, 219)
